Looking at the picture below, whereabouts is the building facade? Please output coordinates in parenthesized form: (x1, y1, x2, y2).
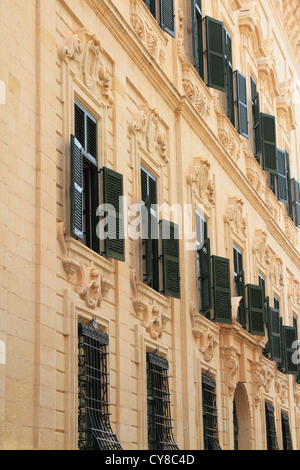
(0, 0, 300, 450)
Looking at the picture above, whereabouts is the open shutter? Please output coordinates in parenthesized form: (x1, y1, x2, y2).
(277, 150, 288, 203)
(225, 30, 234, 126)
(206, 17, 226, 92)
(261, 114, 277, 174)
(70, 135, 84, 240)
(143, 197, 153, 285)
(236, 71, 249, 138)
(282, 326, 298, 375)
(103, 168, 125, 261)
(212, 256, 232, 324)
(160, 0, 175, 37)
(269, 308, 282, 363)
(236, 270, 247, 328)
(199, 239, 213, 317)
(291, 179, 300, 228)
(161, 220, 181, 299)
(248, 285, 265, 336)
(253, 93, 261, 159)
(285, 152, 293, 219)
(191, 0, 200, 73)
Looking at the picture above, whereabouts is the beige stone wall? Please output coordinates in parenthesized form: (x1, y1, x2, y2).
(0, 0, 299, 450)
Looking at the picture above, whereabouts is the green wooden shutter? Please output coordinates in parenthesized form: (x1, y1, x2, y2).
(253, 93, 261, 159)
(191, 0, 200, 73)
(161, 220, 181, 299)
(160, 0, 175, 37)
(199, 238, 213, 317)
(236, 270, 247, 328)
(282, 326, 298, 375)
(248, 285, 265, 336)
(269, 308, 282, 363)
(291, 179, 300, 228)
(206, 17, 226, 92)
(261, 114, 277, 174)
(277, 150, 288, 203)
(236, 71, 249, 138)
(225, 30, 234, 126)
(103, 167, 125, 261)
(212, 256, 232, 324)
(70, 135, 84, 240)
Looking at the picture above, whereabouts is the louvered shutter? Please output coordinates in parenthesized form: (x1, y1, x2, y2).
(143, 197, 153, 285)
(261, 114, 277, 174)
(236, 270, 247, 328)
(70, 135, 84, 240)
(282, 326, 298, 375)
(212, 256, 232, 324)
(277, 150, 288, 203)
(141, 168, 148, 203)
(225, 31, 234, 126)
(191, 0, 200, 73)
(281, 413, 293, 451)
(248, 285, 265, 336)
(291, 179, 300, 228)
(285, 152, 293, 219)
(269, 308, 282, 363)
(160, 0, 175, 37)
(103, 168, 125, 261)
(236, 71, 249, 138)
(199, 239, 213, 317)
(253, 93, 261, 159)
(161, 220, 181, 299)
(206, 17, 226, 92)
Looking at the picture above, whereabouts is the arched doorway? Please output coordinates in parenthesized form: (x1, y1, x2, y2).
(233, 383, 251, 450)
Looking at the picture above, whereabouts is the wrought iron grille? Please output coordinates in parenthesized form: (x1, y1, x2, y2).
(265, 403, 279, 451)
(202, 375, 222, 450)
(281, 412, 293, 451)
(147, 352, 179, 450)
(78, 323, 122, 450)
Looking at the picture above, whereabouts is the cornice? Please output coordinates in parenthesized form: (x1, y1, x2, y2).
(61, 0, 299, 268)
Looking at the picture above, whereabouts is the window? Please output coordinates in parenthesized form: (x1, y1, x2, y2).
(291, 178, 300, 228)
(259, 274, 265, 297)
(281, 413, 293, 450)
(247, 284, 265, 336)
(251, 76, 261, 163)
(224, 28, 234, 127)
(141, 167, 181, 299)
(78, 322, 122, 450)
(265, 403, 279, 451)
(202, 375, 221, 450)
(196, 213, 210, 316)
(233, 246, 246, 328)
(205, 16, 226, 92)
(236, 71, 249, 138)
(143, 0, 175, 37)
(191, 0, 204, 80)
(146, 352, 179, 450)
(264, 297, 282, 363)
(71, 101, 125, 261)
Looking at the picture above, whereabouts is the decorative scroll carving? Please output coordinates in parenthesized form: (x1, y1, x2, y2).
(288, 275, 300, 307)
(270, 255, 284, 288)
(76, 264, 113, 309)
(143, 301, 171, 340)
(187, 158, 215, 207)
(245, 155, 266, 198)
(221, 346, 239, 396)
(261, 367, 275, 394)
(58, 30, 114, 107)
(224, 198, 248, 239)
(257, 39, 280, 99)
(57, 222, 81, 280)
(130, 0, 167, 66)
(252, 364, 264, 407)
(217, 114, 244, 161)
(252, 230, 271, 266)
(275, 379, 289, 404)
(190, 303, 218, 362)
(285, 216, 298, 247)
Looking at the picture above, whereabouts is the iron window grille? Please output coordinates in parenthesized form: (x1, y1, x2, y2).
(78, 322, 122, 450)
(202, 375, 222, 450)
(281, 412, 293, 451)
(265, 403, 279, 451)
(146, 352, 179, 450)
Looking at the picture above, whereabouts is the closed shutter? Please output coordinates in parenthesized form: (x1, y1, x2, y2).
(70, 135, 84, 240)
(161, 220, 181, 299)
(281, 413, 293, 451)
(291, 179, 300, 228)
(160, 0, 175, 37)
(269, 307, 282, 363)
(282, 326, 298, 375)
(248, 285, 265, 336)
(277, 150, 288, 203)
(199, 239, 213, 317)
(265, 403, 279, 451)
(261, 114, 277, 174)
(236, 270, 247, 328)
(212, 256, 232, 324)
(206, 17, 226, 92)
(236, 71, 249, 138)
(103, 168, 125, 261)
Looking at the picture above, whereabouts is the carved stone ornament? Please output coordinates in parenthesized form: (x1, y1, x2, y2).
(57, 222, 81, 280)
(270, 255, 284, 288)
(252, 230, 271, 266)
(261, 367, 275, 394)
(245, 154, 266, 198)
(187, 158, 215, 206)
(58, 30, 114, 107)
(190, 303, 218, 362)
(275, 379, 289, 404)
(128, 104, 169, 164)
(224, 198, 248, 239)
(252, 364, 264, 407)
(288, 276, 300, 307)
(76, 264, 113, 310)
(221, 346, 239, 396)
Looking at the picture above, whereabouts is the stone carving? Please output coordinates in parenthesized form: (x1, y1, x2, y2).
(190, 303, 218, 362)
(261, 367, 275, 394)
(143, 301, 171, 340)
(57, 222, 81, 280)
(76, 264, 113, 309)
(58, 30, 114, 107)
(275, 379, 289, 404)
(285, 216, 298, 247)
(288, 276, 300, 307)
(245, 155, 266, 197)
(252, 364, 264, 407)
(270, 255, 284, 288)
(252, 230, 271, 266)
(224, 198, 248, 239)
(187, 158, 215, 206)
